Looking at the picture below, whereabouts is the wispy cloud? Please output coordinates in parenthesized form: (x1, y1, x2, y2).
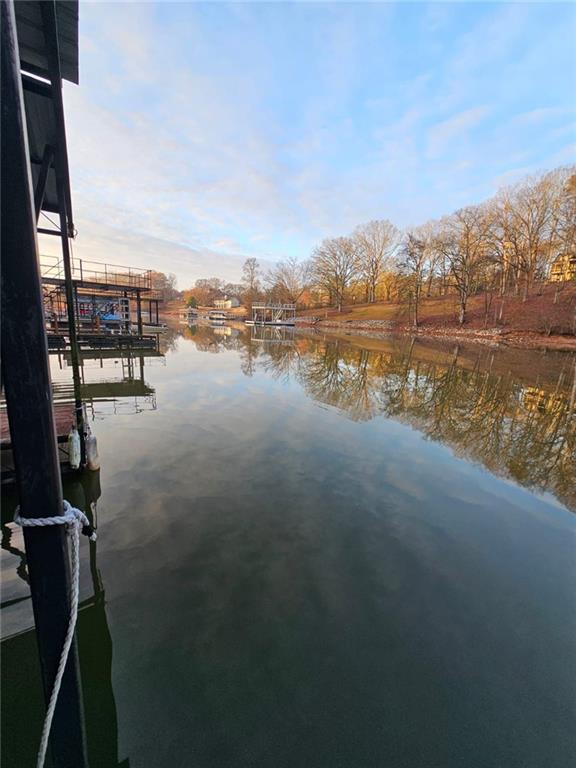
(54, 1, 575, 287)
(427, 107, 489, 160)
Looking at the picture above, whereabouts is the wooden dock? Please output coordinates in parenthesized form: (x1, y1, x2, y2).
(251, 302, 296, 325)
(1, 402, 79, 486)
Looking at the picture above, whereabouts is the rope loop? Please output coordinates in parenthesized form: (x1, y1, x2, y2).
(14, 499, 97, 541)
(13, 499, 96, 767)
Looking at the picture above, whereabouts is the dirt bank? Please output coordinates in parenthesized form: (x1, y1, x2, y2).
(297, 319, 576, 352)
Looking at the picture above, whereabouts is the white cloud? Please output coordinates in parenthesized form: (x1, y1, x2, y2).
(427, 106, 489, 159)
(512, 107, 571, 125)
(54, 1, 574, 288)
(39, 221, 266, 287)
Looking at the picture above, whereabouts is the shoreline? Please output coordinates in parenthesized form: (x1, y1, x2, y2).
(295, 320, 576, 353)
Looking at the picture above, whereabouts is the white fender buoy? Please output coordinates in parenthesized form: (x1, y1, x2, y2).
(85, 427, 100, 471)
(68, 425, 81, 470)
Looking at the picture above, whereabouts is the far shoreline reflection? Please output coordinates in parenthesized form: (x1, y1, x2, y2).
(182, 323, 576, 511)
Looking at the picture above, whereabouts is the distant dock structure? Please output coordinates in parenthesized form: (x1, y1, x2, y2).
(41, 254, 162, 338)
(250, 302, 296, 326)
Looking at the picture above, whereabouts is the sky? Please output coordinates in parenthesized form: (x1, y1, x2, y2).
(40, 1, 576, 287)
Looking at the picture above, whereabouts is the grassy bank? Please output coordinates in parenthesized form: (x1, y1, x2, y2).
(298, 285, 576, 351)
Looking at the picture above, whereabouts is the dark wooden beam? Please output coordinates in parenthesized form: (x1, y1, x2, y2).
(1, 3, 88, 766)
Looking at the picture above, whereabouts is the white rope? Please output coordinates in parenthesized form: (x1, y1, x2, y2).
(14, 500, 97, 768)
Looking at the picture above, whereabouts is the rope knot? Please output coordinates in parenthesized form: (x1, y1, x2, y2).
(13, 499, 97, 541)
(81, 524, 96, 540)
(12, 497, 96, 767)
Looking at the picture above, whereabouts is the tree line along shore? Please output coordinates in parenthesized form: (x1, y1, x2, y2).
(158, 165, 575, 348)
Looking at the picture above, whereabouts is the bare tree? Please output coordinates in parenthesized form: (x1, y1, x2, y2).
(437, 206, 491, 325)
(399, 232, 427, 328)
(310, 237, 360, 312)
(552, 169, 576, 262)
(353, 219, 400, 303)
(506, 171, 564, 297)
(150, 271, 179, 300)
(242, 257, 261, 293)
(265, 256, 311, 304)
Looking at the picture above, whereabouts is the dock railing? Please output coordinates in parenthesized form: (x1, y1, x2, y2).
(40, 254, 152, 290)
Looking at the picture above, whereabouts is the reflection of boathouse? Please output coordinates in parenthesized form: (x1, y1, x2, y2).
(1, 348, 161, 485)
(251, 324, 296, 344)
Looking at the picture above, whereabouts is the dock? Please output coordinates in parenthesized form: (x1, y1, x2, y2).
(251, 302, 296, 325)
(41, 254, 163, 335)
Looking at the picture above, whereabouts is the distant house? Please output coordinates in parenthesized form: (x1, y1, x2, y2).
(213, 294, 241, 309)
(549, 253, 576, 282)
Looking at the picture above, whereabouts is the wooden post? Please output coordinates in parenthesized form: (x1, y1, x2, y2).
(0, 3, 88, 765)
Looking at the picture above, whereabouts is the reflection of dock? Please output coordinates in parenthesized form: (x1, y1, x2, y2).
(251, 324, 296, 343)
(1, 347, 159, 486)
(66, 347, 164, 361)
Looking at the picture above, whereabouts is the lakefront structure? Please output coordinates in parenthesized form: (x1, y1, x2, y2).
(1, 3, 161, 765)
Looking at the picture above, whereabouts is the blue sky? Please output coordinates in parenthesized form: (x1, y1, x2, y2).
(43, 1, 575, 286)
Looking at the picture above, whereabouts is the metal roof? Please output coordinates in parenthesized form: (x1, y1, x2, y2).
(15, 2, 79, 223)
(24, 83, 60, 213)
(15, 1, 78, 84)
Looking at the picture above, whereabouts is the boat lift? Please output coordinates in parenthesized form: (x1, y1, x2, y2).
(250, 302, 296, 326)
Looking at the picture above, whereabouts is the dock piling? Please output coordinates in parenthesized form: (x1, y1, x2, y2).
(1, 2, 88, 765)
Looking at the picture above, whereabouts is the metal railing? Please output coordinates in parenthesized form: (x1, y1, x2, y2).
(39, 254, 152, 290)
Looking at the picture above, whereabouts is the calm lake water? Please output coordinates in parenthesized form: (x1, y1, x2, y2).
(2, 325, 575, 768)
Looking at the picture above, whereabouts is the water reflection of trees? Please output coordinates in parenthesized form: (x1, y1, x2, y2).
(181, 324, 575, 509)
(259, 334, 576, 511)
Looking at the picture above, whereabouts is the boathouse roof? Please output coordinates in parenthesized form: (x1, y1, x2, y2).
(15, 1, 79, 222)
(15, 1, 78, 84)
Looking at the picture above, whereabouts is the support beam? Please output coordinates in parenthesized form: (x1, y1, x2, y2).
(41, 0, 84, 454)
(40, 1, 74, 236)
(38, 226, 62, 236)
(136, 289, 143, 334)
(0, 4, 88, 766)
(21, 71, 52, 98)
(34, 143, 55, 220)
(56, 162, 84, 455)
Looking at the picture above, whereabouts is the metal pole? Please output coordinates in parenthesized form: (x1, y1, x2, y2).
(40, 1, 74, 236)
(136, 289, 143, 334)
(0, 3, 88, 766)
(40, 0, 84, 454)
(123, 290, 129, 333)
(34, 143, 54, 220)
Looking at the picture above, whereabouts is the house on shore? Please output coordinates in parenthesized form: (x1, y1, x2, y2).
(549, 252, 576, 282)
(213, 294, 241, 310)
